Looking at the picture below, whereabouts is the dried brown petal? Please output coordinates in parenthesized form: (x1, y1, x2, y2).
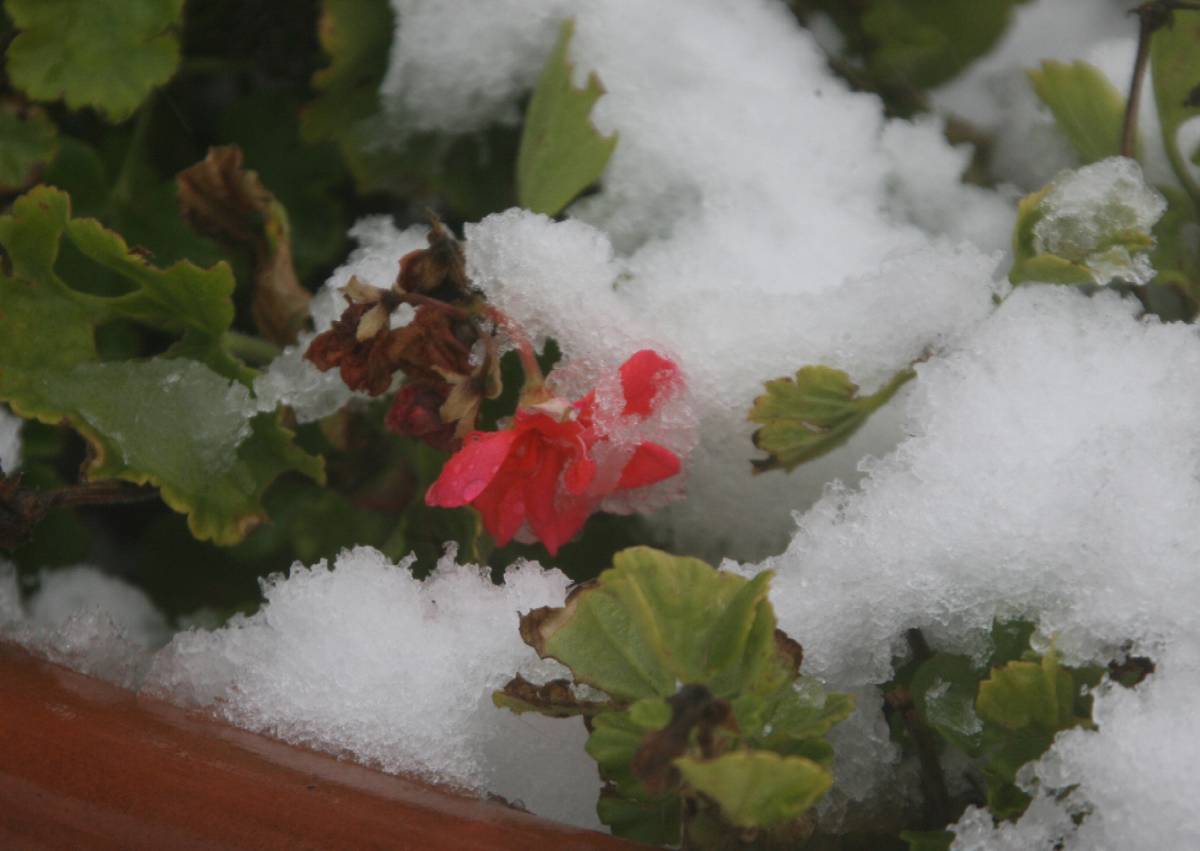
(177, 146, 311, 345)
(396, 216, 470, 299)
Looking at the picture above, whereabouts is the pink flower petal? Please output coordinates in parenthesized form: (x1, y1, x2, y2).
(425, 429, 519, 507)
(619, 350, 679, 417)
(616, 442, 681, 491)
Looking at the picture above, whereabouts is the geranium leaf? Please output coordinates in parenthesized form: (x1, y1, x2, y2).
(674, 751, 831, 829)
(517, 18, 617, 216)
(910, 653, 984, 755)
(0, 102, 57, 194)
(519, 547, 780, 701)
(1028, 61, 1127, 164)
(4, 0, 183, 122)
(749, 365, 915, 473)
(0, 186, 322, 544)
(586, 701, 681, 843)
(738, 683, 854, 761)
(977, 650, 1077, 731)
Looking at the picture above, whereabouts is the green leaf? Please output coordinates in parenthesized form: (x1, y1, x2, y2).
(739, 683, 855, 759)
(975, 650, 1091, 820)
(1151, 184, 1200, 306)
(0, 102, 57, 193)
(674, 751, 831, 829)
(862, 0, 1019, 89)
(301, 0, 394, 148)
(520, 547, 781, 701)
(0, 186, 322, 544)
(595, 791, 681, 847)
(218, 94, 348, 282)
(4, 0, 184, 122)
(910, 653, 984, 755)
(517, 18, 617, 216)
(988, 619, 1036, 669)
(977, 650, 1076, 731)
(1151, 13, 1200, 203)
(749, 365, 915, 473)
(1028, 61, 1127, 164)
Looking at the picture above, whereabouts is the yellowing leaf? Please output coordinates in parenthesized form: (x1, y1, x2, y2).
(517, 19, 617, 216)
(4, 0, 184, 122)
(0, 186, 322, 544)
(1028, 61, 1127, 164)
(977, 650, 1076, 731)
(674, 751, 831, 829)
(749, 365, 915, 474)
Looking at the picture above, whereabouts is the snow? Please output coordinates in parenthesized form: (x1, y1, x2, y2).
(951, 646, 1200, 850)
(145, 546, 600, 827)
(0, 564, 168, 689)
(0, 404, 20, 473)
(376, 0, 1014, 561)
(1032, 157, 1167, 285)
(5, 1, 1199, 845)
(734, 284, 1200, 834)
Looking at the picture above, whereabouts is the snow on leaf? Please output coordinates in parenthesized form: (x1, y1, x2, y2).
(1028, 61, 1127, 165)
(0, 186, 322, 545)
(517, 18, 617, 216)
(4, 0, 184, 122)
(674, 750, 831, 830)
(749, 365, 915, 474)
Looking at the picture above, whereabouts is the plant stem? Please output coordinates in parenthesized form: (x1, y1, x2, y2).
(901, 629, 953, 830)
(224, 331, 281, 365)
(485, 306, 545, 399)
(111, 100, 155, 207)
(1123, 1, 1200, 159)
(47, 481, 159, 510)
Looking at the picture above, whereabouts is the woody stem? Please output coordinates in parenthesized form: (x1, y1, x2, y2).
(484, 307, 544, 392)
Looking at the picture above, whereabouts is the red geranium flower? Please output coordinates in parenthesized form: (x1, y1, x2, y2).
(425, 350, 683, 554)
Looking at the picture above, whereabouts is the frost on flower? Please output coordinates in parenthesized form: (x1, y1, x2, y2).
(379, 0, 1012, 560)
(427, 350, 686, 554)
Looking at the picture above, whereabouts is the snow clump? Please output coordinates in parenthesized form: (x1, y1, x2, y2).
(0, 563, 169, 689)
(145, 546, 600, 828)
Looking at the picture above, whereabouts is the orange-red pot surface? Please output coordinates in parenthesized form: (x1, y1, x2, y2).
(0, 642, 637, 850)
